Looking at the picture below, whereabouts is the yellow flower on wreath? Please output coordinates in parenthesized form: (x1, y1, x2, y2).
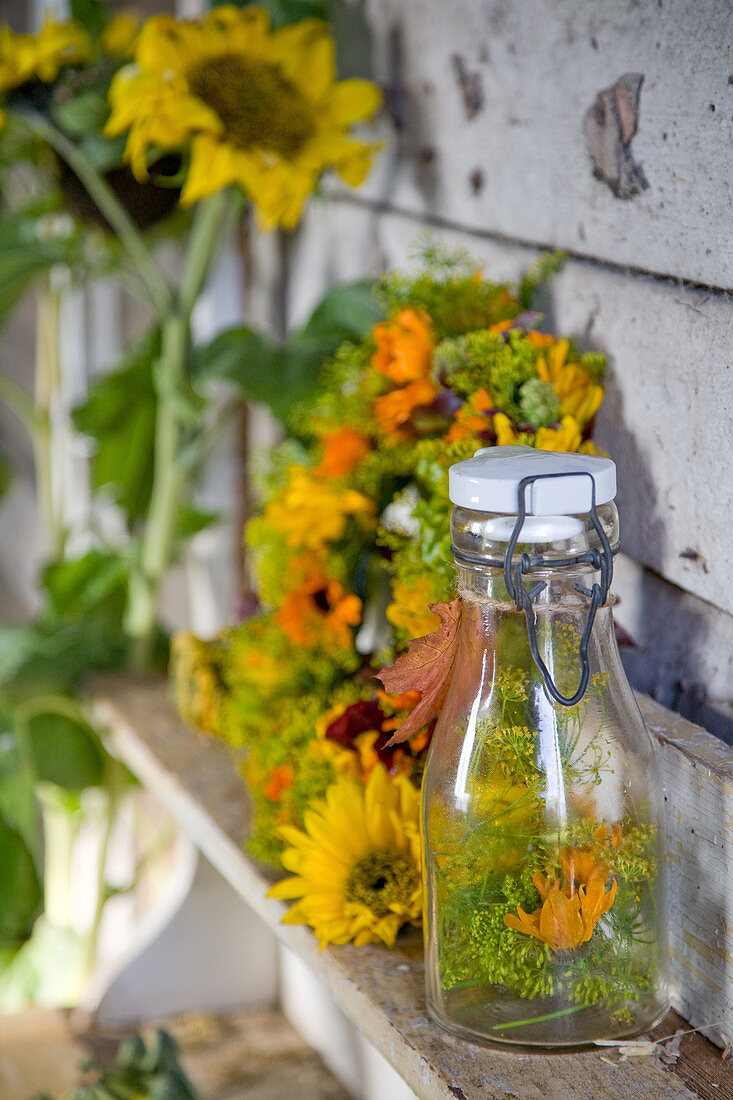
(535, 415, 597, 455)
(0, 15, 91, 102)
(268, 765, 422, 948)
(264, 467, 374, 552)
(386, 576, 441, 640)
(105, 5, 382, 228)
(535, 337, 603, 430)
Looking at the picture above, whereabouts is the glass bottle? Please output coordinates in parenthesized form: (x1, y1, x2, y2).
(422, 446, 669, 1047)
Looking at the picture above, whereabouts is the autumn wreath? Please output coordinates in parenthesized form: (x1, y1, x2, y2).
(172, 243, 606, 948)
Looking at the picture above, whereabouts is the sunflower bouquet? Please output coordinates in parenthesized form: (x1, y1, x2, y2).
(0, 2, 382, 665)
(173, 243, 608, 949)
(0, 4, 381, 1001)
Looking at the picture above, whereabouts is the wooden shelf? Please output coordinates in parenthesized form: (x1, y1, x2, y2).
(90, 675, 732, 1100)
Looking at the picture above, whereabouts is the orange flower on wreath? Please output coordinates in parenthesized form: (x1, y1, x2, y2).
(314, 426, 371, 478)
(444, 387, 494, 444)
(263, 764, 294, 802)
(373, 309, 434, 383)
(374, 378, 438, 435)
(277, 564, 361, 650)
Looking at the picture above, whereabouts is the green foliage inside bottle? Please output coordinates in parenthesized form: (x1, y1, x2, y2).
(427, 618, 659, 1034)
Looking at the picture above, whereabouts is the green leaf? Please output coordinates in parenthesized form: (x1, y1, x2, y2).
(0, 619, 127, 702)
(42, 549, 128, 623)
(192, 280, 382, 420)
(191, 325, 280, 391)
(0, 708, 39, 865)
(0, 213, 80, 326)
(52, 89, 109, 139)
(175, 506, 220, 542)
(0, 816, 41, 941)
(74, 327, 160, 524)
(77, 131, 128, 173)
(298, 279, 383, 343)
(26, 713, 104, 790)
(70, 0, 109, 40)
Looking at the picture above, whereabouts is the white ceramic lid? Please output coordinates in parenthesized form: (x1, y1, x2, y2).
(449, 445, 617, 515)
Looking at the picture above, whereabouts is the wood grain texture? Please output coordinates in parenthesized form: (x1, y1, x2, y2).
(90, 675, 733, 1099)
(346, 0, 733, 288)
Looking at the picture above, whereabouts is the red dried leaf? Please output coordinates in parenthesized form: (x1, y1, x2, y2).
(376, 599, 462, 745)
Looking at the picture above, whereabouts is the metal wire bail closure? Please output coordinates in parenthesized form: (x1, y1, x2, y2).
(503, 471, 615, 707)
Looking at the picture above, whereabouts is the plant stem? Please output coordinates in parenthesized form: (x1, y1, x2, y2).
(20, 110, 172, 316)
(492, 1005, 586, 1030)
(124, 191, 232, 667)
(84, 760, 122, 980)
(33, 276, 63, 554)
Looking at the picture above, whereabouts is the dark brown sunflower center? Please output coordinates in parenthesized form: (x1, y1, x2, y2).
(344, 849, 418, 917)
(187, 52, 315, 158)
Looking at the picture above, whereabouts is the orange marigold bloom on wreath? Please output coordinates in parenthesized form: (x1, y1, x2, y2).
(264, 764, 295, 802)
(526, 330, 555, 348)
(386, 577, 442, 639)
(313, 426, 371, 478)
(372, 309, 434, 384)
(376, 689, 422, 712)
(277, 572, 362, 650)
(374, 378, 438, 435)
(444, 387, 494, 444)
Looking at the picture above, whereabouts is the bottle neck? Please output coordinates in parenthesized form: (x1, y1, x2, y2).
(454, 560, 619, 707)
(455, 560, 606, 612)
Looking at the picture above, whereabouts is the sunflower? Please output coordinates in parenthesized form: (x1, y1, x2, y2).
(104, 6, 382, 227)
(276, 567, 362, 651)
(0, 15, 91, 99)
(268, 765, 422, 948)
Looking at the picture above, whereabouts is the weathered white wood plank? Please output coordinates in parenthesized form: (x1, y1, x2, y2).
(639, 694, 733, 1049)
(287, 199, 733, 637)
(345, 0, 733, 288)
(90, 675, 733, 1098)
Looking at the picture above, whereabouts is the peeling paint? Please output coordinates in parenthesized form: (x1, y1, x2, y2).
(583, 72, 650, 199)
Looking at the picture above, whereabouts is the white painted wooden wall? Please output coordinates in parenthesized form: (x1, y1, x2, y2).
(286, 0, 733, 739)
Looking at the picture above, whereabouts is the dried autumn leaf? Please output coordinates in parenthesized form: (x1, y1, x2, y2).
(376, 598, 462, 745)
